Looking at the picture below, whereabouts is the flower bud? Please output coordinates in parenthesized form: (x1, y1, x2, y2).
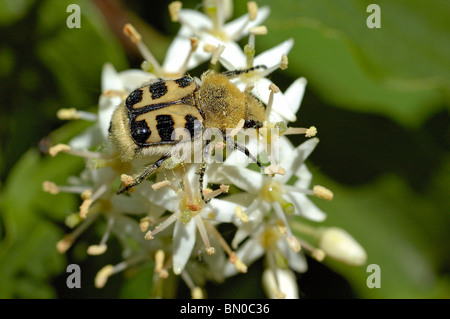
(318, 227, 367, 266)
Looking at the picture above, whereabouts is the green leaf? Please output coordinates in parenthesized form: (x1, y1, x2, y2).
(253, 0, 448, 127)
(307, 168, 450, 298)
(0, 148, 83, 298)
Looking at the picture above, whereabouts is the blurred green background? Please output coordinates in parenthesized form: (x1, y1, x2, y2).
(0, 0, 448, 298)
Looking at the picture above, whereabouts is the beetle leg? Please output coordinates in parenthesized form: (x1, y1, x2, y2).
(117, 154, 171, 194)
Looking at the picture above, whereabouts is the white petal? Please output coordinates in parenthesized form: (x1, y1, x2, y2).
(254, 38, 294, 69)
(118, 69, 154, 90)
(138, 183, 180, 213)
(285, 192, 327, 221)
(205, 198, 241, 223)
(101, 63, 121, 91)
(172, 219, 197, 275)
(277, 240, 308, 273)
(224, 237, 265, 277)
(263, 268, 299, 299)
(68, 125, 102, 149)
(223, 6, 271, 40)
(253, 78, 296, 122)
(98, 96, 120, 139)
(164, 32, 212, 72)
(178, 9, 213, 30)
(294, 164, 312, 189)
(218, 40, 247, 69)
(280, 138, 319, 181)
(284, 77, 307, 116)
(210, 165, 265, 194)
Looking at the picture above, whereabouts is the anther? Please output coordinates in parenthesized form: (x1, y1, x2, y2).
(247, 1, 258, 21)
(87, 244, 107, 255)
(235, 206, 249, 223)
(313, 185, 334, 201)
(168, 1, 182, 22)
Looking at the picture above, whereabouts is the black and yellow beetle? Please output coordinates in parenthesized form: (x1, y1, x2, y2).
(109, 66, 267, 200)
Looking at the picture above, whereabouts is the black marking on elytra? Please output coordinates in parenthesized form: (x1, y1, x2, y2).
(156, 114, 175, 141)
(175, 76, 193, 88)
(126, 88, 143, 110)
(149, 81, 168, 99)
(131, 119, 151, 145)
(184, 114, 201, 138)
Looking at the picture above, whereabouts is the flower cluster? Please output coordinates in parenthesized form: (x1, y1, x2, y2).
(44, 0, 366, 299)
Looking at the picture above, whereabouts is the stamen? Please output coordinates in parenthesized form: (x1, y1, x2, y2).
(205, 221, 248, 273)
(79, 199, 93, 219)
(229, 1, 259, 41)
(180, 270, 203, 299)
(178, 37, 199, 75)
(168, 1, 182, 22)
(202, 184, 229, 201)
(313, 185, 334, 201)
(273, 202, 297, 250)
(264, 164, 286, 176)
(312, 248, 326, 262)
(248, 1, 258, 20)
(265, 83, 279, 119)
(203, 43, 218, 53)
(56, 212, 99, 253)
(42, 181, 60, 194)
(194, 215, 215, 254)
(42, 181, 90, 195)
(249, 25, 268, 36)
(145, 210, 181, 240)
(210, 44, 225, 65)
(95, 254, 149, 288)
(123, 23, 162, 75)
(183, 173, 194, 207)
(192, 287, 203, 299)
(235, 206, 249, 223)
(56, 235, 75, 254)
(151, 180, 171, 191)
(244, 82, 255, 92)
(280, 54, 288, 70)
(154, 249, 168, 278)
(49, 144, 70, 157)
(229, 118, 245, 137)
(87, 244, 107, 255)
(57, 108, 98, 121)
(286, 235, 301, 253)
(234, 258, 248, 273)
(283, 126, 317, 137)
(139, 217, 152, 232)
(49, 143, 104, 159)
(95, 265, 114, 289)
(87, 217, 114, 255)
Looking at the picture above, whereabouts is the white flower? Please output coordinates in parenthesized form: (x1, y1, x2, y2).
(210, 137, 328, 228)
(223, 216, 308, 278)
(213, 138, 331, 277)
(136, 164, 247, 275)
(164, 1, 270, 73)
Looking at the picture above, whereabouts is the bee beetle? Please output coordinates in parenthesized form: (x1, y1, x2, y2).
(109, 66, 267, 201)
